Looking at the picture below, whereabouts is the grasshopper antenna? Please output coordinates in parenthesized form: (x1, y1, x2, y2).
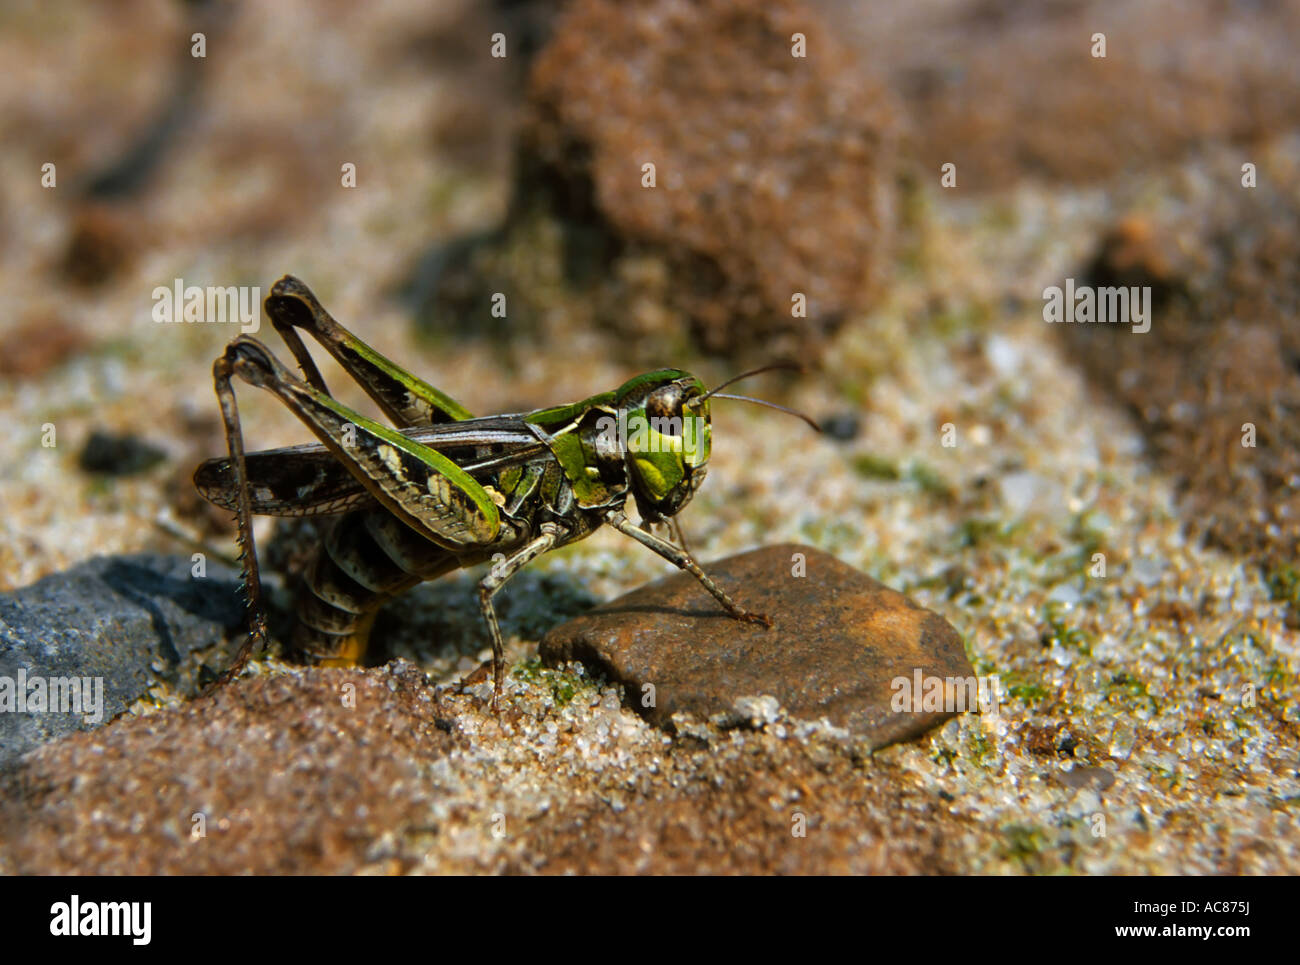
(693, 362, 804, 404)
(688, 362, 821, 432)
(706, 394, 821, 432)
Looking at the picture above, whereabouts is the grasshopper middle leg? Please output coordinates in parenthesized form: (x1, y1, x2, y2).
(477, 522, 563, 710)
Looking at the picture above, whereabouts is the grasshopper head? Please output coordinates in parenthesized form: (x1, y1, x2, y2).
(613, 364, 819, 524)
(616, 370, 711, 522)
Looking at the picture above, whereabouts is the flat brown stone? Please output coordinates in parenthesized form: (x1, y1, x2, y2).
(540, 544, 974, 747)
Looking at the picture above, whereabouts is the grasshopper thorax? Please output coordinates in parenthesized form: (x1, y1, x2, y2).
(613, 370, 712, 523)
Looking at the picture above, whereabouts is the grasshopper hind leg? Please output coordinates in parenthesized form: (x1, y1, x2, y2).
(202, 334, 504, 691)
(265, 276, 474, 428)
(202, 349, 271, 694)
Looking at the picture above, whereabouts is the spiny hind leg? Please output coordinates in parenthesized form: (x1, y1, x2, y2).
(204, 333, 376, 690)
(202, 349, 270, 693)
(217, 337, 501, 549)
(207, 336, 500, 685)
(264, 276, 473, 428)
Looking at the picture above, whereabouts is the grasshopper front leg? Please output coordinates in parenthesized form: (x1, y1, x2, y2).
(605, 510, 773, 628)
(477, 522, 563, 711)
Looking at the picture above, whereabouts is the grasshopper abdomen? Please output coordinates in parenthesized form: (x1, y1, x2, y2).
(292, 508, 442, 664)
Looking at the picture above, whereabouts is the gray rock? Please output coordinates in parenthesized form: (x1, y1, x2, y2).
(0, 553, 248, 767)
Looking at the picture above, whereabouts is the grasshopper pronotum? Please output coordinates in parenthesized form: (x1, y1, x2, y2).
(194, 277, 818, 708)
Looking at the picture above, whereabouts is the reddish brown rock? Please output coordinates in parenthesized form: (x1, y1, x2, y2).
(0, 664, 456, 874)
(531, 0, 896, 355)
(502, 742, 975, 874)
(0, 312, 88, 378)
(431, 0, 896, 360)
(1064, 164, 1300, 564)
(540, 544, 973, 747)
(825, 0, 1300, 189)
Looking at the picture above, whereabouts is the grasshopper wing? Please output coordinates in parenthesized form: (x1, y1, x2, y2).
(195, 418, 547, 518)
(194, 442, 378, 517)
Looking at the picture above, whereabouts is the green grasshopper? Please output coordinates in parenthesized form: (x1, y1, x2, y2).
(194, 276, 818, 708)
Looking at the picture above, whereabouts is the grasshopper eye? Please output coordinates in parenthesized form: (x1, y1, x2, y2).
(646, 385, 684, 432)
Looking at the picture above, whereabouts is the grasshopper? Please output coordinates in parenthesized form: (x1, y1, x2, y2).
(194, 276, 818, 707)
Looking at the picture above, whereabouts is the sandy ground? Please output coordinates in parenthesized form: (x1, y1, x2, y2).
(0, 0, 1296, 873)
